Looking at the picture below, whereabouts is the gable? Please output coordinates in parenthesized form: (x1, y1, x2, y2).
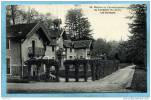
(7, 22, 51, 44)
(26, 22, 51, 43)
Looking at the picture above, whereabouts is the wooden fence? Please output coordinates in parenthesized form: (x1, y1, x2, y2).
(24, 59, 119, 82)
(64, 59, 119, 82)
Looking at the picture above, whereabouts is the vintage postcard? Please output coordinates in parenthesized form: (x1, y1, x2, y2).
(1, 1, 150, 97)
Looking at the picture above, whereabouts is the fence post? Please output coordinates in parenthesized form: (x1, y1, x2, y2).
(98, 61, 102, 79)
(102, 60, 105, 77)
(114, 60, 116, 71)
(27, 63, 31, 80)
(75, 62, 79, 82)
(116, 60, 119, 71)
(83, 61, 88, 82)
(55, 62, 59, 82)
(45, 63, 50, 81)
(95, 60, 99, 80)
(91, 60, 95, 81)
(36, 63, 41, 81)
(65, 65, 69, 82)
(96, 60, 101, 80)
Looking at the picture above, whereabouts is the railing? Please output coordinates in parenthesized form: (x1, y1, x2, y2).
(28, 47, 45, 57)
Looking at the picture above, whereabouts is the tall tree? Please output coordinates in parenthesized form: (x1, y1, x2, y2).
(6, 5, 31, 25)
(117, 41, 130, 63)
(6, 6, 54, 28)
(6, 5, 20, 26)
(26, 7, 39, 24)
(10, 5, 16, 25)
(127, 4, 146, 67)
(108, 41, 119, 60)
(91, 38, 111, 58)
(65, 8, 93, 40)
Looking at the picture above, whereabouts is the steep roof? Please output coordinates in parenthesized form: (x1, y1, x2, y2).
(63, 40, 72, 48)
(64, 40, 92, 49)
(7, 22, 52, 42)
(49, 39, 57, 46)
(7, 23, 37, 38)
(73, 40, 92, 49)
(48, 29, 62, 39)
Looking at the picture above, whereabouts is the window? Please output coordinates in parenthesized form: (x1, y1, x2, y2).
(87, 51, 90, 56)
(52, 46, 55, 52)
(65, 48, 67, 52)
(32, 40, 35, 56)
(32, 40, 35, 46)
(7, 39, 10, 49)
(7, 58, 10, 74)
(80, 56, 83, 59)
(69, 56, 72, 59)
(70, 48, 72, 52)
(31, 39, 37, 47)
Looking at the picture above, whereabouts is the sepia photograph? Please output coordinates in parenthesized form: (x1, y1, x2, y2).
(1, 1, 149, 97)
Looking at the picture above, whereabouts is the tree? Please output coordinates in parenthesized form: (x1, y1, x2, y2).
(26, 8, 39, 24)
(6, 6, 54, 28)
(117, 41, 130, 63)
(127, 4, 146, 67)
(6, 5, 23, 26)
(52, 18, 62, 29)
(10, 5, 16, 25)
(65, 8, 93, 40)
(91, 38, 111, 58)
(108, 41, 119, 60)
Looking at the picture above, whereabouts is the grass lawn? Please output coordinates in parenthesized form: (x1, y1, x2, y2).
(129, 67, 147, 92)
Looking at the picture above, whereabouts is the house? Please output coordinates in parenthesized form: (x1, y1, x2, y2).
(45, 28, 65, 59)
(7, 22, 57, 77)
(6, 22, 92, 78)
(63, 40, 92, 60)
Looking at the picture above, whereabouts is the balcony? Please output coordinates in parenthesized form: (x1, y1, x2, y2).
(28, 47, 45, 57)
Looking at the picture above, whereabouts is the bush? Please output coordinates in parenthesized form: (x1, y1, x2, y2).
(130, 68, 147, 92)
(7, 78, 29, 83)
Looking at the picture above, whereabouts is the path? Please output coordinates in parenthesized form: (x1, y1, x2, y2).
(7, 65, 135, 93)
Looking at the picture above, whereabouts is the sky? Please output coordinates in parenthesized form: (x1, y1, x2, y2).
(22, 4, 131, 41)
